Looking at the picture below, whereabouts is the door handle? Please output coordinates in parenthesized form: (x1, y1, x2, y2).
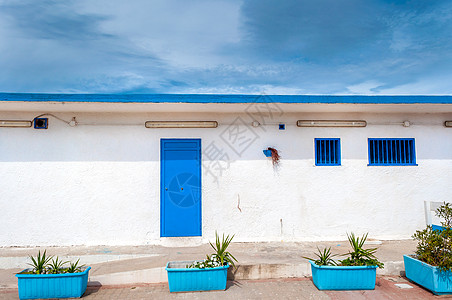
(165, 188, 168, 191)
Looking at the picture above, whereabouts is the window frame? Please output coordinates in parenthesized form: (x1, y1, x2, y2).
(367, 138, 417, 166)
(315, 138, 341, 166)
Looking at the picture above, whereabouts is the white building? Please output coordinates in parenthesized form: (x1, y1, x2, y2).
(1, 93, 451, 246)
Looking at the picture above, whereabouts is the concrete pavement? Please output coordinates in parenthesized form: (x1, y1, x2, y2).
(0, 277, 441, 299)
(0, 240, 417, 289)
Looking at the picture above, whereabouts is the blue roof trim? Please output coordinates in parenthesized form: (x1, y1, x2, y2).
(1, 93, 452, 104)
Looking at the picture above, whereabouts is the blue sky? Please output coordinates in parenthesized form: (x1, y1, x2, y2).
(1, 0, 452, 94)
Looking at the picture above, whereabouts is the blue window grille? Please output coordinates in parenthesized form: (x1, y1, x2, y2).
(315, 138, 341, 166)
(368, 138, 417, 166)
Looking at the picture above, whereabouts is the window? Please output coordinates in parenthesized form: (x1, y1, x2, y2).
(368, 138, 416, 166)
(315, 138, 341, 166)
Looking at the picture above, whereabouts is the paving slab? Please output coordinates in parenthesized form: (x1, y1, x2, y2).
(0, 240, 416, 289)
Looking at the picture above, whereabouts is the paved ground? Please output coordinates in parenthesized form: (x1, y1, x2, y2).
(0, 240, 417, 288)
(0, 277, 445, 299)
(0, 240, 416, 264)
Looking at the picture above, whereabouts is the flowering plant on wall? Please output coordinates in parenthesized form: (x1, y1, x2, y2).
(267, 147, 280, 166)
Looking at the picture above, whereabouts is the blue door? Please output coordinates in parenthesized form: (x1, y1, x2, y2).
(161, 139, 202, 237)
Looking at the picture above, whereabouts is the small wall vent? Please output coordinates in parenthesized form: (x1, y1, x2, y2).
(34, 118, 48, 129)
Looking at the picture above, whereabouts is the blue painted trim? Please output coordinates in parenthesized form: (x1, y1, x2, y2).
(160, 140, 164, 238)
(368, 138, 417, 166)
(315, 138, 341, 166)
(2, 93, 452, 104)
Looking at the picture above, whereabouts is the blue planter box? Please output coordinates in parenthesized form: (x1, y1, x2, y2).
(309, 261, 377, 290)
(404, 255, 452, 295)
(166, 261, 229, 292)
(16, 267, 91, 299)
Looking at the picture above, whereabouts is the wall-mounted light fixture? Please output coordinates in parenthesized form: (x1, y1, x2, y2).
(0, 120, 32, 128)
(251, 121, 260, 127)
(445, 121, 452, 127)
(145, 121, 218, 128)
(297, 120, 367, 127)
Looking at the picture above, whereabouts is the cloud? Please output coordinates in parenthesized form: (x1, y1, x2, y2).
(347, 81, 383, 94)
(0, 0, 452, 94)
(1, 0, 113, 41)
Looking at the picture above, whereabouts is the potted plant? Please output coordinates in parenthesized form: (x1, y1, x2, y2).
(16, 250, 91, 299)
(404, 202, 452, 295)
(263, 147, 281, 166)
(165, 232, 237, 292)
(303, 232, 384, 290)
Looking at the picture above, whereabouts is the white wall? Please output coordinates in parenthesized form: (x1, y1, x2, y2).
(1, 109, 452, 246)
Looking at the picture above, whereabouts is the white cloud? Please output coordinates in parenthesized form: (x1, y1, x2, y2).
(347, 81, 383, 94)
(183, 84, 305, 95)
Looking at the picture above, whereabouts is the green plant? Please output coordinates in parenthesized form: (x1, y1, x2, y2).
(187, 232, 238, 269)
(28, 250, 53, 274)
(302, 246, 337, 266)
(48, 257, 69, 274)
(340, 232, 384, 268)
(188, 254, 222, 269)
(65, 259, 85, 273)
(413, 202, 452, 272)
(22, 250, 85, 275)
(210, 231, 238, 268)
(304, 233, 384, 268)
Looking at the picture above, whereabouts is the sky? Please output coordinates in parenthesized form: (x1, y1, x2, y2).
(1, 0, 452, 95)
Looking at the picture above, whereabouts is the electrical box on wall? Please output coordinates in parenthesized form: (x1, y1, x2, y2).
(279, 123, 285, 130)
(34, 118, 48, 129)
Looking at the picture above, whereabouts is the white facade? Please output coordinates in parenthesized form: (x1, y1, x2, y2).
(1, 101, 452, 246)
